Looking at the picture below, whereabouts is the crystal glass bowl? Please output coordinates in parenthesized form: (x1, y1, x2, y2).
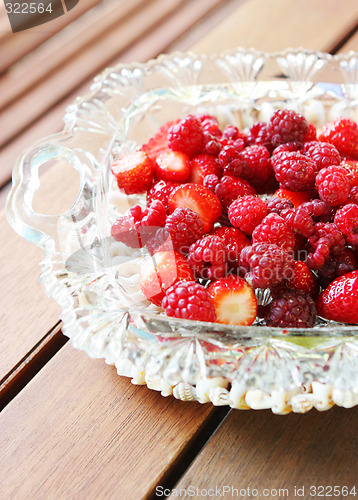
(6, 48, 358, 414)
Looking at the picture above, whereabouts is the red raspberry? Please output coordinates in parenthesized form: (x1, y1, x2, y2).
(341, 160, 358, 187)
(219, 144, 245, 177)
(303, 141, 341, 172)
(318, 117, 358, 160)
(252, 213, 296, 251)
(146, 180, 179, 211)
(148, 207, 204, 254)
(214, 175, 256, 211)
(210, 226, 250, 269)
(266, 196, 294, 215)
(240, 145, 273, 191)
(222, 125, 240, 140)
(228, 195, 267, 235)
(272, 151, 316, 192)
(317, 247, 358, 288)
(348, 186, 358, 204)
(246, 122, 272, 151)
(300, 199, 334, 223)
(199, 114, 222, 137)
(315, 165, 351, 206)
(334, 204, 358, 246)
(306, 222, 346, 269)
(203, 174, 220, 192)
(111, 200, 166, 248)
(240, 242, 294, 289)
(267, 109, 309, 147)
(204, 138, 222, 156)
(162, 281, 216, 322)
(303, 122, 317, 142)
(281, 206, 314, 238)
(187, 235, 228, 280)
(265, 290, 317, 328)
(272, 142, 303, 155)
(168, 115, 205, 157)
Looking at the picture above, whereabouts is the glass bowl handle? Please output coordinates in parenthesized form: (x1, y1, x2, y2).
(6, 135, 86, 248)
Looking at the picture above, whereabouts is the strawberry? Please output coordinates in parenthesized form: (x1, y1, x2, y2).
(142, 119, 180, 162)
(207, 276, 257, 325)
(168, 183, 222, 233)
(139, 251, 194, 306)
(317, 270, 358, 324)
(318, 117, 358, 160)
(284, 261, 319, 297)
(154, 149, 190, 183)
(274, 188, 311, 208)
(111, 150, 154, 195)
(189, 153, 221, 184)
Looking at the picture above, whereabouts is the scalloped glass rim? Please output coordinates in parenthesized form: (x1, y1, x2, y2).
(6, 48, 358, 403)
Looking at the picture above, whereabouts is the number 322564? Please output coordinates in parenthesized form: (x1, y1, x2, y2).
(5, 3, 53, 14)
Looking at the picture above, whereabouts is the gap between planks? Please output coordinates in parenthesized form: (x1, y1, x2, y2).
(0, 322, 67, 411)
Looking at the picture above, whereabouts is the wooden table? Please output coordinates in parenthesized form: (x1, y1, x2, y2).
(1, 1, 358, 498)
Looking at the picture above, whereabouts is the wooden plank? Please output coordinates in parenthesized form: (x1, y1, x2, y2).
(171, 406, 358, 497)
(0, 0, 184, 149)
(167, 0, 247, 53)
(0, 0, 150, 110)
(0, 0, 104, 74)
(0, 322, 66, 411)
(192, 0, 358, 55)
(0, 344, 225, 499)
(0, 213, 61, 382)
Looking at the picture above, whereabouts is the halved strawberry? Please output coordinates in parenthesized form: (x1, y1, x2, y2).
(142, 119, 180, 163)
(274, 188, 311, 208)
(207, 276, 257, 325)
(317, 270, 358, 324)
(168, 183, 222, 233)
(155, 149, 190, 183)
(189, 153, 221, 184)
(111, 150, 154, 195)
(139, 251, 194, 306)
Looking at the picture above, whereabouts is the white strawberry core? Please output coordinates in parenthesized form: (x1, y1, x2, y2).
(115, 151, 146, 173)
(216, 289, 256, 326)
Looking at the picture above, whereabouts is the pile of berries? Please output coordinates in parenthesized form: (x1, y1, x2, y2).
(110, 111, 358, 328)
